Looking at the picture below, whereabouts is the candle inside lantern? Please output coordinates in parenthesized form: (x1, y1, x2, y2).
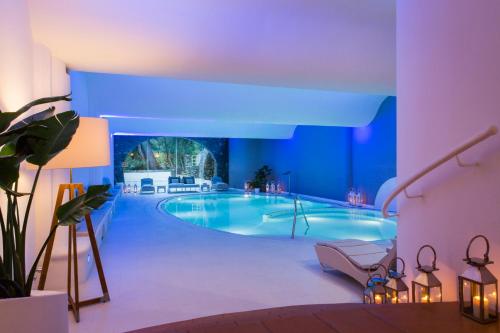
(421, 294, 429, 303)
(374, 295, 382, 304)
(391, 297, 397, 304)
(473, 296, 489, 318)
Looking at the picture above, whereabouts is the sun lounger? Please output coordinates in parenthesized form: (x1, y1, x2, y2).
(168, 176, 200, 193)
(140, 178, 155, 194)
(314, 239, 396, 286)
(211, 176, 228, 191)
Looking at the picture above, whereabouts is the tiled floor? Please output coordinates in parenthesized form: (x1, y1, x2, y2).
(69, 194, 361, 333)
(129, 302, 500, 333)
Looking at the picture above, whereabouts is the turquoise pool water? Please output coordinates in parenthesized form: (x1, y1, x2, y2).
(161, 193, 396, 241)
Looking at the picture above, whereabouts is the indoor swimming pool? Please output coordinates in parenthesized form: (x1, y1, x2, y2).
(161, 193, 396, 241)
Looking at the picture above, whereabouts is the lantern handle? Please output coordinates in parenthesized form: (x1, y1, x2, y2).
(416, 244, 437, 270)
(365, 273, 383, 287)
(389, 256, 406, 275)
(367, 263, 388, 280)
(465, 234, 490, 263)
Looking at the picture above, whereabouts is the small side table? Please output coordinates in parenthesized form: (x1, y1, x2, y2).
(201, 183, 210, 192)
(157, 185, 167, 193)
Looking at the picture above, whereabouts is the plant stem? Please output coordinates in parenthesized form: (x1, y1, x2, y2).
(22, 166, 42, 238)
(13, 182, 24, 280)
(20, 166, 42, 282)
(25, 224, 59, 295)
(0, 205, 6, 263)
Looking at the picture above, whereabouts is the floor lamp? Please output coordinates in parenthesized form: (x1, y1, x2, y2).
(34, 117, 111, 322)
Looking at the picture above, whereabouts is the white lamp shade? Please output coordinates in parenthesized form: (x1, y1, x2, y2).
(28, 117, 110, 170)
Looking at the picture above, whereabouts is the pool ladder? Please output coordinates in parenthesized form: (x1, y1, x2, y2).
(291, 195, 310, 239)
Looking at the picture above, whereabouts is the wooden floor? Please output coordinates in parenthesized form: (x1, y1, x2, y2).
(129, 302, 500, 333)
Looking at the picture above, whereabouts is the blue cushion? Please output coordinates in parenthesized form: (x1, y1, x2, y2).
(169, 177, 181, 184)
(183, 177, 195, 184)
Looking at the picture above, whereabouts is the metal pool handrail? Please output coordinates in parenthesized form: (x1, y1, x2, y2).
(382, 126, 498, 218)
(291, 195, 310, 239)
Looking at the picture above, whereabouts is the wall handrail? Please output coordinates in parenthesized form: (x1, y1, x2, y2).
(382, 126, 498, 218)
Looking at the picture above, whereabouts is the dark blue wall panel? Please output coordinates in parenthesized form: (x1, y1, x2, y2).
(351, 97, 397, 203)
(229, 97, 396, 203)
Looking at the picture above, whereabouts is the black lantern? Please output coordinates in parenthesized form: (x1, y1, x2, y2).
(363, 264, 388, 304)
(459, 235, 498, 324)
(412, 245, 442, 303)
(385, 257, 409, 304)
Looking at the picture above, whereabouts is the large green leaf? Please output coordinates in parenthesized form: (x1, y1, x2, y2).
(56, 185, 110, 226)
(7, 106, 55, 131)
(0, 94, 71, 133)
(0, 154, 31, 196)
(0, 156, 21, 190)
(0, 125, 29, 148)
(22, 111, 79, 166)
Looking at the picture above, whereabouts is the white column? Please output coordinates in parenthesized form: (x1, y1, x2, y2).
(397, 0, 500, 300)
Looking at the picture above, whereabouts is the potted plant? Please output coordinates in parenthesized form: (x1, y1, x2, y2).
(251, 165, 273, 193)
(0, 95, 110, 332)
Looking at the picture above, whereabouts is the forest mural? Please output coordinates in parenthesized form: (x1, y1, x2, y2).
(114, 135, 228, 184)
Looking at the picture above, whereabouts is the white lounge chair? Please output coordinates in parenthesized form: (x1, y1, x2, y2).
(314, 239, 396, 286)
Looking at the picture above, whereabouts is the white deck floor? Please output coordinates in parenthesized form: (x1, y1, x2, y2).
(69, 194, 361, 333)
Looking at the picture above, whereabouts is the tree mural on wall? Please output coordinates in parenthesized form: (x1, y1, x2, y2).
(121, 137, 220, 179)
(114, 135, 228, 184)
(202, 151, 216, 180)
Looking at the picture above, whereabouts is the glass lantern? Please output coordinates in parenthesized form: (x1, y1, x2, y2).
(459, 235, 498, 324)
(363, 264, 388, 304)
(385, 257, 409, 304)
(412, 245, 442, 303)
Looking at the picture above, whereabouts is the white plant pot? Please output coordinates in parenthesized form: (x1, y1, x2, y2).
(0, 290, 68, 333)
(254, 188, 260, 194)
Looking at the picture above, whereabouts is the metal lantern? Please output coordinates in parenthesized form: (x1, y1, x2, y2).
(412, 245, 442, 303)
(385, 257, 409, 304)
(459, 235, 498, 324)
(363, 264, 388, 304)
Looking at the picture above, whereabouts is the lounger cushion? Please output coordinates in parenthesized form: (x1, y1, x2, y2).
(183, 177, 195, 184)
(348, 253, 390, 269)
(318, 239, 367, 247)
(212, 176, 223, 184)
(317, 240, 391, 270)
(169, 177, 181, 184)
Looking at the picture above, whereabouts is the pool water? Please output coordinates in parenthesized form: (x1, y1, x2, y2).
(161, 193, 396, 241)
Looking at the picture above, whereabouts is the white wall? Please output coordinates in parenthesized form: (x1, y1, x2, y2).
(397, 1, 500, 301)
(0, 0, 36, 267)
(0, 0, 73, 274)
(32, 44, 73, 256)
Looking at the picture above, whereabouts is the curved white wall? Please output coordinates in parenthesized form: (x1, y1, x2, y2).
(0, 0, 36, 267)
(0, 0, 72, 276)
(72, 72, 387, 139)
(374, 177, 397, 212)
(397, 0, 500, 301)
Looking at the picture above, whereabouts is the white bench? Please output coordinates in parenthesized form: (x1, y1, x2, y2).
(39, 185, 122, 291)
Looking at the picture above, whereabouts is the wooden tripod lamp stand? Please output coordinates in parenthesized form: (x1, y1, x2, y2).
(34, 117, 111, 322)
